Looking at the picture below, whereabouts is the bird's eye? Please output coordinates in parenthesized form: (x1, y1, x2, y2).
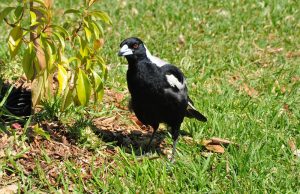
(132, 44, 139, 49)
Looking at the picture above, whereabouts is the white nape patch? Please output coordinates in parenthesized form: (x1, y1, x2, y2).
(144, 45, 168, 67)
(166, 74, 185, 90)
(188, 101, 197, 110)
(119, 44, 133, 56)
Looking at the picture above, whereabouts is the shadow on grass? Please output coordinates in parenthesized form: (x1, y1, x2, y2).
(91, 124, 168, 156)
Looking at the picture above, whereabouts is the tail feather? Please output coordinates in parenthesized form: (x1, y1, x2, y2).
(186, 100, 207, 122)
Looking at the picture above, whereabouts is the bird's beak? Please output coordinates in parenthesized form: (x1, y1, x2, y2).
(118, 44, 133, 56)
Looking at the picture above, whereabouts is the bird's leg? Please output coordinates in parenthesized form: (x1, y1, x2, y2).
(170, 137, 179, 163)
(146, 124, 159, 152)
(170, 125, 180, 163)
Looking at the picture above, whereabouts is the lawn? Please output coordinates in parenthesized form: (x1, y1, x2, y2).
(1, 0, 300, 193)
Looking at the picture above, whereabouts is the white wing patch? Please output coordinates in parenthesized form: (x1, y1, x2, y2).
(166, 74, 185, 90)
(145, 45, 168, 67)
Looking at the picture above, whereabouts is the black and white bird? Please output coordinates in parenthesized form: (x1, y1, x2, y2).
(118, 37, 207, 162)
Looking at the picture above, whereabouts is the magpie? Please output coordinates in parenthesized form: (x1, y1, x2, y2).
(118, 37, 207, 162)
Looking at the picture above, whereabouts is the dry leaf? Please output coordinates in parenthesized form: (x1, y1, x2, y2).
(201, 139, 213, 146)
(0, 184, 18, 194)
(288, 139, 296, 152)
(241, 83, 258, 97)
(115, 93, 124, 103)
(288, 139, 300, 158)
(286, 51, 300, 58)
(205, 144, 225, 153)
(267, 47, 283, 54)
(210, 137, 238, 147)
(201, 137, 238, 154)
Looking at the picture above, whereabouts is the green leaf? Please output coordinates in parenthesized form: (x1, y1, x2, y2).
(0, 85, 13, 107)
(90, 21, 101, 39)
(33, 124, 50, 140)
(8, 26, 23, 59)
(91, 69, 104, 102)
(0, 7, 15, 21)
(31, 74, 44, 107)
(53, 32, 65, 50)
(84, 27, 92, 42)
(57, 64, 68, 95)
(89, 11, 112, 24)
(78, 37, 89, 58)
(61, 87, 73, 111)
(50, 24, 70, 39)
(102, 62, 108, 81)
(64, 9, 81, 16)
(91, 21, 104, 36)
(14, 6, 23, 20)
(68, 57, 80, 64)
(97, 56, 106, 65)
(22, 43, 35, 80)
(41, 38, 56, 72)
(91, 69, 102, 88)
(76, 69, 92, 106)
(86, 59, 92, 70)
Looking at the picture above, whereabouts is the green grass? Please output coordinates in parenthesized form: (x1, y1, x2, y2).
(1, 0, 300, 193)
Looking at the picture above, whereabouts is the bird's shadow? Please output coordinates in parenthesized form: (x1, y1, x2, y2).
(91, 124, 168, 156)
(90, 125, 194, 158)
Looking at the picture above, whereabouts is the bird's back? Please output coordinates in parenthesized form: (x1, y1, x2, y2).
(127, 61, 188, 126)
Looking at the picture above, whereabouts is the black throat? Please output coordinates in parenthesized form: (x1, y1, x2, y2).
(125, 53, 149, 70)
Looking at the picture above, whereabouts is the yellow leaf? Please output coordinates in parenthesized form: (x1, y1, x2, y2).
(61, 87, 73, 111)
(57, 64, 68, 95)
(84, 27, 92, 42)
(8, 26, 23, 58)
(31, 74, 44, 107)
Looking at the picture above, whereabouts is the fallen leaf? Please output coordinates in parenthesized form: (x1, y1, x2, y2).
(267, 47, 283, 54)
(288, 139, 296, 152)
(288, 139, 300, 158)
(205, 144, 225, 153)
(200, 137, 238, 154)
(0, 184, 18, 194)
(201, 139, 213, 146)
(241, 83, 258, 97)
(286, 51, 300, 58)
(115, 93, 124, 103)
(210, 137, 238, 147)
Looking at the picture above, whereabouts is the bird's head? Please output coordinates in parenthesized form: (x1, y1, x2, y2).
(118, 37, 147, 61)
